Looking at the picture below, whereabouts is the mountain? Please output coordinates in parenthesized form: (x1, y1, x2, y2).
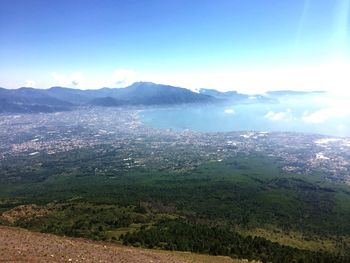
(103, 82, 214, 105)
(89, 96, 127, 107)
(0, 87, 73, 113)
(47, 82, 215, 106)
(199, 88, 248, 100)
(45, 86, 98, 104)
(199, 88, 275, 103)
(0, 87, 73, 106)
(1, 83, 325, 114)
(0, 82, 215, 113)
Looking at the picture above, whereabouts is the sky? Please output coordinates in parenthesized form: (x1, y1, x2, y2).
(0, 0, 349, 94)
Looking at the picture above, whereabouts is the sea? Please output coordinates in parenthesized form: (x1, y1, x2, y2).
(140, 94, 350, 137)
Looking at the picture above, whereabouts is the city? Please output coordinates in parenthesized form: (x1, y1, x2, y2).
(1, 107, 349, 185)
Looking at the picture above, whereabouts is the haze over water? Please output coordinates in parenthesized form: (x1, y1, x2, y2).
(141, 93, 350, 137)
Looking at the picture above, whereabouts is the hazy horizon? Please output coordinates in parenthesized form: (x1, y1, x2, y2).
(0, 80, 331, 95)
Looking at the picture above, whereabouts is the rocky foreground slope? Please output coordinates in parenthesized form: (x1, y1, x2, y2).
(0, 226, 246, 263)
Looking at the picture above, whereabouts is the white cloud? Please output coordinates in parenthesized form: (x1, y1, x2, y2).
(302, 106, 350, 123)
(112, 69, 137, 87)
(24, 80, 36, 87)
(224, 108, 235, 114)
(51, 72, 84, 87)
(48, 69, 139, 89)
(302, 110, 328, 123)
(264, 109, 292, 121)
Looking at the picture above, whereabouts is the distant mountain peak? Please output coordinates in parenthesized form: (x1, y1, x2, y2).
(130, 81, 156, 86)
(199, 88, 246, 100)
(128, 82, 177, 90)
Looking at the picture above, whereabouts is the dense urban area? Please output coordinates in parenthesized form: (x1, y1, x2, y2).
(1, 108, 349, 184)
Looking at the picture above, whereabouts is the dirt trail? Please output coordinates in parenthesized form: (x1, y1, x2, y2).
(0, 226, 244, 263)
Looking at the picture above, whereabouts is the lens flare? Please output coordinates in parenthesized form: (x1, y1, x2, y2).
(333, 0, 350, 56)
(294, 0, 311, 50)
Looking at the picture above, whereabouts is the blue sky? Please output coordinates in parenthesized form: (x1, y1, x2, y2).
(0, 0, 349, 93)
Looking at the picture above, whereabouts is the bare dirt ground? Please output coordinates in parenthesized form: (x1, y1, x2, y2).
(0, 226, 245, 263)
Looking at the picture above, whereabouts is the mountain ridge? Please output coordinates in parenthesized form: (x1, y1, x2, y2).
(0, 82, 326, 113)
(0, 82, 215, 113)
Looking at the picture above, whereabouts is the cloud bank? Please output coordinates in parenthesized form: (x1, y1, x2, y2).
(51, 72, 84, 87)
(24, 80, 36, 88)
(112, 69, 137, 87)
(264, 109, 293, 121)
